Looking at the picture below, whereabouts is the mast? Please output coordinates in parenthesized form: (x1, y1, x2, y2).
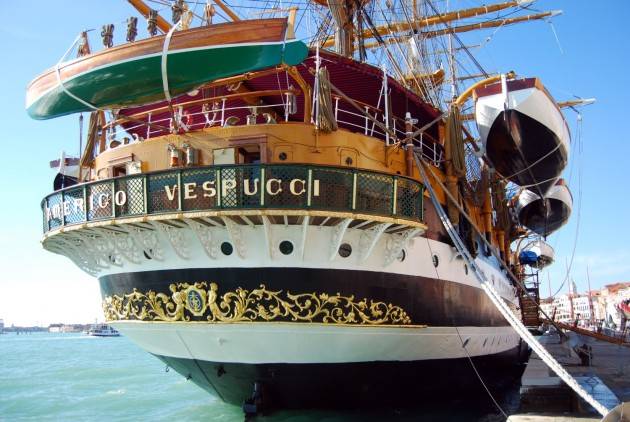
(326, 0, 357, 57)
(587, 265, 595, 325)
(446, 0, 457, 99)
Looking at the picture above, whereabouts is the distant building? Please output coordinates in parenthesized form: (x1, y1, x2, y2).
(0, 319, 4, 334)
(48, 323, 63, 333)
(598, 282, 630, 329)
(541, 281, 630, 329)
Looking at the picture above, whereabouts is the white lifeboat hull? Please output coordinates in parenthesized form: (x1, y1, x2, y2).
(475, 78, 570, 194)
(516, 180, 573, 236)
(523, 239, 555, 269)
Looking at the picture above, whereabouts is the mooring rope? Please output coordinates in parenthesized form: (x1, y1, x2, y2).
(414, 153, 610, 417)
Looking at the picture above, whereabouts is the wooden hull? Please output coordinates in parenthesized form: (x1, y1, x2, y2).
(475, 78, 570, 194)
(26, 19, 308, 120)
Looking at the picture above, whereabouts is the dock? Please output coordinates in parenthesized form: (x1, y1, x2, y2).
(513, 331, 630, 420)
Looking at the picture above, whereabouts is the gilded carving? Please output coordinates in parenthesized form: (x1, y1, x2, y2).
(103, 282, 412, 325)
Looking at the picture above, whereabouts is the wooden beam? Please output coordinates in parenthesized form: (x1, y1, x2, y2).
(557, 98, 596, 108)
(212, 0, 241, 21)
(323, 0, 534, 48)
(127, 0, 171, 33)
(287, 66, 312, 123)
(422, 10, 561, 39)
(362, 11, 560, 50)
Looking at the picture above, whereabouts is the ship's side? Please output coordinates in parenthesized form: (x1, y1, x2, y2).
(41, 120, 522, 409)
(31, 3, 562, 410)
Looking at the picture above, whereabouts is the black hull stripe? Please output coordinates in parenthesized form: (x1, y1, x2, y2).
(100, 267, 514, 327)
(154, 344, 528, 408)
(486, 109, 567, 193)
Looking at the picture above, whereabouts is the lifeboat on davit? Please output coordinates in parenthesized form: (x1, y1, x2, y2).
(515, 179, 572, 237)
(474, 77, 570, 194)
(519, 239, 555, 269)
(26, 18, 308, 120)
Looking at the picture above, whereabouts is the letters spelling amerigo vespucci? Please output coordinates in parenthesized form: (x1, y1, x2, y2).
(45, 177, 322, 222)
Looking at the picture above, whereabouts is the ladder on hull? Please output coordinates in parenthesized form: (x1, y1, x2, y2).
(413, 152, 610, 417)
(519, 273, 541, 328)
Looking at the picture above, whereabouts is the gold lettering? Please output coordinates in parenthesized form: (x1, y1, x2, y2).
(221, 179, 236, 197)
(114, 190, 127, 206)
(202, 181, 216, 197)
(184, 182, 197, 199)
(289, 179, 306, 196)
(63, 201, 71, 216)
(73, 198, 84, 214)
(164, 185, 178, 201)
(266, 178, 282, 196)
(244, 179, 259, 196)
(98, 193, 110, 208)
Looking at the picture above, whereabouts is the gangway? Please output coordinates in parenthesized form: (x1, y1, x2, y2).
(413, 152, 610, 417)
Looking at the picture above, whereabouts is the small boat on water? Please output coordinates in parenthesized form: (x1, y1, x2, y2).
(515, 179, 573, 236)
(26, 18, 308, 120)
(86, 324, 120, 337)
(474, 77, 570, 194)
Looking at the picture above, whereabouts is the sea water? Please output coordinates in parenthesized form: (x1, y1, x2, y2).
(0, 332, 519, 421)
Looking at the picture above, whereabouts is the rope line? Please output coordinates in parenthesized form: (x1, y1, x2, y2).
(414, 153, 609, 417)
(55, 34, 101, 112)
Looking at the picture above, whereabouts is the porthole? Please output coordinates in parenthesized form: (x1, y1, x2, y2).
(432, 254, 439, 267)
(278, 152, 287, 161)
(279, 240, 294, 255)
(221, 242, 233, 256)
(397, 249, 406, 262)
(338, 243, 352, 258)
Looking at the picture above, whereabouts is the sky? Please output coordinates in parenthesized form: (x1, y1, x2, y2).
(0, 1, 629, 326)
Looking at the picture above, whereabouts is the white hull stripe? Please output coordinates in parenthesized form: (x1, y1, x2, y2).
(113, 321, 520, 365)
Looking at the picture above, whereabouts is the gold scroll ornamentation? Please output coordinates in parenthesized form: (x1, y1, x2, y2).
(102, 282, 412, 325)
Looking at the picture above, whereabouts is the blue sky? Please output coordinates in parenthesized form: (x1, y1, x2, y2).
(0, 1, 628, 325)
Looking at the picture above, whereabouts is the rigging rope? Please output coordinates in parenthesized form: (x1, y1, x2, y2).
(55, 34, 102, 113)
(414, 153, 609, 417)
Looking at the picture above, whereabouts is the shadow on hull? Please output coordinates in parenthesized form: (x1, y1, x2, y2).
(516, 180, 572, 237)
(486, 109, 568, 194)
(156, 343, 529, 411)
